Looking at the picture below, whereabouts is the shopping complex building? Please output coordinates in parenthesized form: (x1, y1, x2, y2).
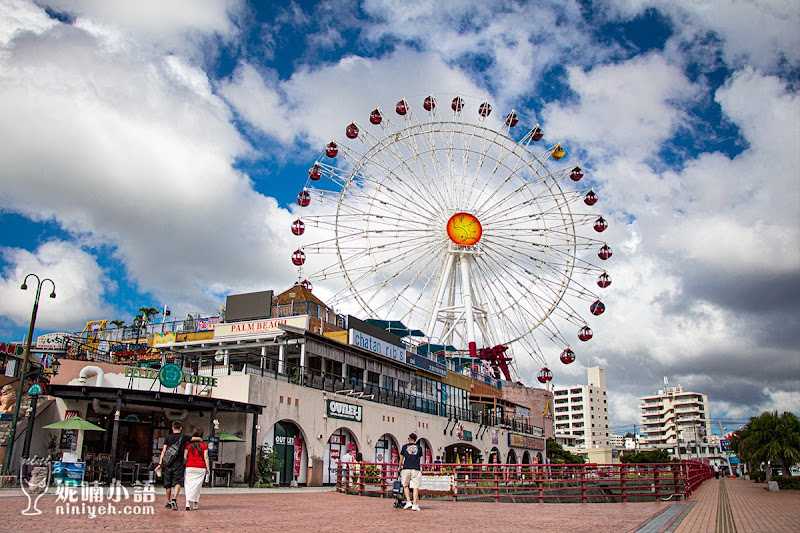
(1, 285, 553, 486)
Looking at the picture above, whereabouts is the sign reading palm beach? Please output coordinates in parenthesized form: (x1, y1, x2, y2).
(214, 315, 309, 339)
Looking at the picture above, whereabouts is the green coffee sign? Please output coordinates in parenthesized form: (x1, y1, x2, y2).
(124, 366, 217, 388)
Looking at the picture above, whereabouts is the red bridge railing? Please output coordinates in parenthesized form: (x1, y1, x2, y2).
(336, 460, 713, 503)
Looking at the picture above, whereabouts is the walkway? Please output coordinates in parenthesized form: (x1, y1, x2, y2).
(672, 477, 800, 533)
(0, 477, 796, 532)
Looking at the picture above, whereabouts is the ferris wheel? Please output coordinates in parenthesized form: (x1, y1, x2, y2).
(290, 93, 612, 383)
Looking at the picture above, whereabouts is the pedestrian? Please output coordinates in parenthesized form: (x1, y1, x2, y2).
(399, 433, 422, 511)
(157, 420, 188, 510)
(433, 455, 442, 472)
(713, 464, 720, 479)
(353, 452, 364, 491)
(183, 427, 210, 511)
(339, 447, 353, 486)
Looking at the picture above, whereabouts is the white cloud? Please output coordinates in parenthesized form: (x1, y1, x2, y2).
(605, 0, 800, 73)
(543, 53, 697, 160)
(0, 241, 114, 331)
(0, 3, 298, 317)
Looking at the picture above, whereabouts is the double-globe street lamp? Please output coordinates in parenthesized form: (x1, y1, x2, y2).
(2, 274, 55, 475)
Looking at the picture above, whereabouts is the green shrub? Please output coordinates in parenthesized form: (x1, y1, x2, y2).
(750, 471, 767, 483)
(364, 464, 381, 484)
(775, 476, 800, 490)
(255, 444, 283, 486)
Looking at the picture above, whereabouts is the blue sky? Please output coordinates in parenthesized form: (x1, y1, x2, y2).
(0, 0, 798, 430)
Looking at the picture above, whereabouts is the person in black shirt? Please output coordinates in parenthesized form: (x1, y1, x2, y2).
(157, 421, 188, 510)
(399, 433, 423, 511)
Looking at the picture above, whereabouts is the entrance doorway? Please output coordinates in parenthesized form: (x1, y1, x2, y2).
(374, 433, 399, 480)
(323, 428, 358, 484)
(269, 420, 306, 485)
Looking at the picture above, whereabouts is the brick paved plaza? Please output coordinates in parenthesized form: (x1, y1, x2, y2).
(0, 477, 796, 532)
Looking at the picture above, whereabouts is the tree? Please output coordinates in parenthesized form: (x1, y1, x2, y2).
(546, 438, 585, 464)
(110, 319, 125, 328)
(620, 449, 674, 463)
(733, 411, 800, 478)
(138, 306, 160, 325)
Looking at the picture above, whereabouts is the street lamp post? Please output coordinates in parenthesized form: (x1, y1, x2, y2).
(2, 274, 55, 475)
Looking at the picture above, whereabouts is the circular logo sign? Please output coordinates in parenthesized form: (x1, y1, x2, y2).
(158, 363, 183, 388)
(447, 212, 483, 246)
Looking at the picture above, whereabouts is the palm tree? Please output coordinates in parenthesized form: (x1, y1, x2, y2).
(732, 411, 800, 478)
(110, 319, 125, 329)
(138, 306, 160, 325)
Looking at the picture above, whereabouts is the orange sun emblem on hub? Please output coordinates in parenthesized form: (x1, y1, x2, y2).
(447, 213, 483, 246)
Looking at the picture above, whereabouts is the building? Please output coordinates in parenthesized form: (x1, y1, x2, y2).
(639, 382, 715, 459)
(7, 284, 553, 484)
(609, 433, 624, 448)
(553, 366, 610, 450)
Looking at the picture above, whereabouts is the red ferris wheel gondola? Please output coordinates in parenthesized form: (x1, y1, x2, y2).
(451, 97, 464, 112)
(584, 190, 598, 206)
(300, 279, 313, 291)
(325, 141, 338, 158)
(560, 348, 575, 364)
(297, 190, 311, 207)
(423, 95, 436, 111)
(345, 123, 359, 139)
(598, 244, 612, 260)
(396, 99, 408, 115)
(292, 249, 306, 266)
(291, 218, 305, 236)
(505, 112, 519, 127)
(578, 326, 593, 341)
(531, 126, 543, 141)
(597, 272, 611, 288)
(308, 164, 321, 181)
(537, 367, 553, 383)
(370, 108, 382, 124)
(590, 300, 606, 316)
(594, 216, 608, 232)
(478, 102, 492, 117)
(570, 166, 583, 181)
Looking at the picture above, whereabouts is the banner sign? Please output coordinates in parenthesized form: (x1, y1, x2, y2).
(196, 317, 222, 331)
(508, 433, 544, 450)
(36, 332, 70, 350)
(349, 329, 406, 363)
(405, 353, 447, 377)
(293, 437, 304, 477)
(720, 439, 730, 452)
(326, 399, 363, 423)
(214, 315, 308, 339)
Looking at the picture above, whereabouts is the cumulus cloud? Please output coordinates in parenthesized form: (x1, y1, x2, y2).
(0, 241, 114, 331)
(0, 1, 298, 318)
(607, 0, 800, 74)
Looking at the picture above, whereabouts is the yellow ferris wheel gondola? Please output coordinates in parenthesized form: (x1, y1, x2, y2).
(551, 144, 566, 160)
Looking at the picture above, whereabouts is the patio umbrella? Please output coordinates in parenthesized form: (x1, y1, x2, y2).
(207, 430, 245, 463)
(43, 416, 106, 461)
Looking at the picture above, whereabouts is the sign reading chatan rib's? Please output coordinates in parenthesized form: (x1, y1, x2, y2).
(158, 363, 184, 388)
(326, 400, 362, 423)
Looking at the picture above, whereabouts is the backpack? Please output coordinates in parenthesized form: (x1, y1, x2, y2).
(162, 438, 183, 466)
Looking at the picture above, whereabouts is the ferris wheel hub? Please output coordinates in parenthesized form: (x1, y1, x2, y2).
(446, 212, 483, 246)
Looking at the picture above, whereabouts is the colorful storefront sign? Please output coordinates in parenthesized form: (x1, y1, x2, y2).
(153, 332, 176, 346)
(508, 432, 544, 450)
(326, 399, 363, 423)
(214, 315, 309, 339)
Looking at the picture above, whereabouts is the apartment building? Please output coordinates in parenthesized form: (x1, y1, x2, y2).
(553, 366, 610, 449)
(639, 383, 714, 458)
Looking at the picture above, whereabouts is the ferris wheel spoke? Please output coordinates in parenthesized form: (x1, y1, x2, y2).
(369, 250, 442, 318)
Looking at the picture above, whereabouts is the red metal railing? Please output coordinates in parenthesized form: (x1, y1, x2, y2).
(336, 461, 713, 503)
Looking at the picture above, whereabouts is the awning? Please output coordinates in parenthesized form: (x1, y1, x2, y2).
(47, 384, 263, 415)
